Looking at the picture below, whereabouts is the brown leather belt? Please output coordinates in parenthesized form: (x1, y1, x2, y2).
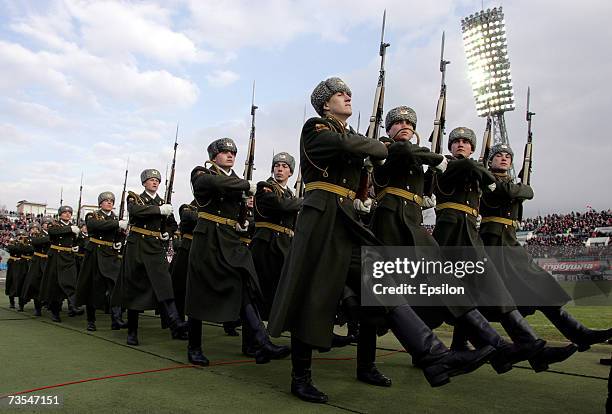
(436, 202, 478, 217)
(182, 233, 193, 240)
(89, 237, 115, 247)
(481, 216, 519, 228)
(130, 226, 161, 237)
(376, 187, 423, 206)
(50, 245, 73, 253)
(197, 212, 237, 227)
(239, 237, 252, 245)
(305, 181, 356, 200)
(255, 222, 294, 237)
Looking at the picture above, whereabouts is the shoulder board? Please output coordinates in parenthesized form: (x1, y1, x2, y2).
(127, 190, 145, 205)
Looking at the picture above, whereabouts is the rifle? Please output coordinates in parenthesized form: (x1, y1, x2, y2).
(165, 124, 179, 203)
(238, 81, 257, 225)
(356, 10, 390, 201)
(294, 104, 307, 198)
(478, 117, 493, 164)
(519, 87, 535, 185)
(76, 172, 83, 225)
(425, 32, 450, 196)
(118, 157, 129, 219)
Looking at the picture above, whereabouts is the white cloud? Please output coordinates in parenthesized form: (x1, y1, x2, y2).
(206, 69, 240, 87)
(1, 99, 70, 129)
(0, 122, 32, 144)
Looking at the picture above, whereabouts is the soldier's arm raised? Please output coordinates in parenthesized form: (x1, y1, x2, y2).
(48, 223, 73, 235)
(255, 183, 303, 213)
(492, 181, 534, 201)
(191, 167, 250, 194)
(86, 213, 119, 232)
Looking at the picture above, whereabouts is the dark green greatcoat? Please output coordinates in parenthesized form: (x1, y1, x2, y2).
(5, 242, 24, 297)
(75, 210, 123, 308)
(370, 142, 471, 322)
(170, 203, 198, 318)
(479, 173, 570, 313)
(185, 166, 260, 323)
(112, 191, 177, 310)
(21, 232, 50, 301)
(430, 156, 516, 315)
(13, 240, 33, 298)
(40, 221, 78, 302)
(251, 177, 302, 318)
(267, 116, 388, 349)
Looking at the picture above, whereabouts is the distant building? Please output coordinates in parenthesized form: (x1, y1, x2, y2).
(16, 200, 47, 216)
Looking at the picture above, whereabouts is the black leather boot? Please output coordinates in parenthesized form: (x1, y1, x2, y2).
(187, 317, 209, 366)
(331, 332, 353, 348)
(356, 321, 391, 387)
(127, 309, 139, 346)
(450, 327, 472, 352)
(67, 296, 84, 317)
(160, 300, 188, 340)
(9, 296, 15, 309)
(223, 320, 240, 337)
(528, 344, 578, 372)
(50, 301, 61, 322)
(17, 297, 25, 312)
(542, 307, 612, 352)
(458, 309, 546, 374)
(387, 305, 495, 387)
(241, 303, 290, 364)
(86, 305, 97, 331)
(110, 307, 128, 330)
(290, 337, 328, 403)
(33, 300, 42, 317)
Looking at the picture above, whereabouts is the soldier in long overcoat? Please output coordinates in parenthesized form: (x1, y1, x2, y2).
(21, 221, 50, 316)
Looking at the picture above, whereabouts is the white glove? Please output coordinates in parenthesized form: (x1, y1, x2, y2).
(118, 220, 129, 230)
(248, 181, 257, 196)
(113, 242, 123, 250)
(235, 220, 249, 232)
(476, 215, 482, 228)
(159, 204, 173, 216)
(487, 183, 497, 192)
(160, 232, 170, 241)
(434, 157, 448, 173)
(371, 158, 386, 166)
(422, 194, 436, 209)
(71, 246, 79, 253)
(353, 198, 373, 214)
(71, 226, 80, 235)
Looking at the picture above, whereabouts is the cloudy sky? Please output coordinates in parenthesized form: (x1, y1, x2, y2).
(1, 0, 611, 219)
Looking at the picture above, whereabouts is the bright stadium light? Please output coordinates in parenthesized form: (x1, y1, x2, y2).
(461, 7, 515, 117)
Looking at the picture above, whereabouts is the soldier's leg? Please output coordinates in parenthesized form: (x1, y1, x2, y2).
(499, 309, 577, 372)
(541, 306, 612, 351)
(126, 309, 139, 345)
(223, 320, 240, 337)
(86, 305, 96, 331)
(290, 336, 327, 404)
(8, 296, 15, 309)
(17, 297, 25, 312)
(159, 299, 188, 340)
(49, 301, 61, 322)
(187, 317, 209, 366)
(33, 299, 42, 317)
(67, 295, 84, 317)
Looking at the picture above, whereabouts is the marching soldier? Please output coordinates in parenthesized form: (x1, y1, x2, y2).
(112, 169, 187, 345)
(430, 128, 573, 372)
(185, 138, 290, 366)
(15, 229, 34, 311)
(480, 144, 611, 352)
(39, 206, 84, 322)
(76, 192, 129, 331)
(21, 221, 50, 316)
(370, 106, 546, 374)
(268, 78, 493, 404)
(251, 152, 302, 319)
(5, 232, 25, 309)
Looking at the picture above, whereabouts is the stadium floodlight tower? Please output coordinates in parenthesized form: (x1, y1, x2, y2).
(461, 7, 515, 150)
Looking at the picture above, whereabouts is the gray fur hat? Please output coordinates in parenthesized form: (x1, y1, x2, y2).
(385, 106, 417, 131)
(310, 77, 352, 117)
(271, 152, 296, 173)
(207, 138, 237, 160)
(98, 191, 116, 205)
(58, 205, 73, 215)
(140, 169, 162, 184)
(488, 143, 514, 163)
(448, 127, 477, 151)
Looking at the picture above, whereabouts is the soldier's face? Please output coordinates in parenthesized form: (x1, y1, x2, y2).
(273, 162, 292, 183)
(144, 178, 160, 193)
(100, 199, 114, 212)
(214, 151, 235, 168)
(490, 152, 512, 171)
(324, 92, 352, 119)
(388, 120, 415, 141)
(450, 138, 474, 158)
(60, 211, 72, 221)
